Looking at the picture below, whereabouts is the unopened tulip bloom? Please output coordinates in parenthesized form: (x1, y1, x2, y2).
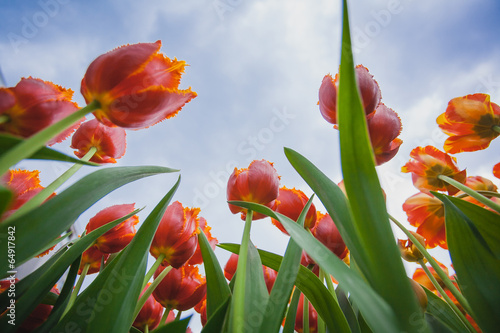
(403, 192, 446, 249)
(271, 187, 317, 234)
(71, 118, 126, 163)
(398, 231, 426, 262)
(367, 103, 403, 165)
(153, 264, 207, 311)
(437, 93, 500, 153)
(318, 65, 381, 125)
(81, 41, 197, 129)
(227, 159, 280, 220)
(85, 203, 139, 254)
(133, 283, 164, 332)
(150, 201, 200, 268)
(401, 146, 467, 195)
(0, 77, 83, 145)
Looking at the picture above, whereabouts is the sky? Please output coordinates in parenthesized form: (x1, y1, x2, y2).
(2, 0, 500, 331)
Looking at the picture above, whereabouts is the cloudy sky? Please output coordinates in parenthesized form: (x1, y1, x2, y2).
(2, 0, 500, 330)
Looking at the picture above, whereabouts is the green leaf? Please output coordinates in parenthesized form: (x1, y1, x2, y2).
(283, 286, 301, 333)
(336, 286, 361, 333)
(336, 0, 425, 330)
(423, 286, 470, 333)
(0, 185, 13, 218)
(54, 177, 180, 333)
(259, 196, 317, 333)
(199, 228, 231, 319)
(441, 195, 500, 259)
(424, 314, 455, 333)
(201, 297, 231, 333)
(220, 243, 352, 333)
(434, 192, 500, 332)
(0, 165, 178, 275)
(0, 134, 98, 165)
(151, 315, 192, 333)
(226, 202, 400, 333)
(0, 209, 142, 332)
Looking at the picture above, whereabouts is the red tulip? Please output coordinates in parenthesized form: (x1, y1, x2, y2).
(188, 217, 218, 265)
(271, 187, 317, 234)
(367, 103, 403, 165)
(78, 245, 109, 275)
(0, 77, 83, 145)
(81, 41, 197, 129)
(133, 283, 164, 332)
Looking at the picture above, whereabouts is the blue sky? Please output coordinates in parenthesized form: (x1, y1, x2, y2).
(2, 0, 500, 331)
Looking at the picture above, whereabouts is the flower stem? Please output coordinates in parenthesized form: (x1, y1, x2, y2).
(303, 295, 310, 333)
(438, 174, 500, 213)
(133, 265, 173, 320)
(0, 115, 9, 124)
(142, 253, 165, 289)
(0, 99, 99, 176)
(175, 310, 182, 321)
(160, 306, 172, 327)
(144, 325, 149, 333)
(493, 125, 500, 134)
(320, 267, 338, 302)
(4, 147, 98, 223)
(389, 214, 473, 314)
(231, 209, 253, 333)
(63, 263, 89, 316)
(417, 259, 476, 333)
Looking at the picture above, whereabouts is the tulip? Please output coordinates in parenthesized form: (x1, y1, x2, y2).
(271, 187, 317, 234)
(78, 245, 109, 275)
(227, 159, 280, 220)
(133, 283, 164, 332)
(294, 293, 318, 333)
(188, 216, 218, 265)
(81, 41, 197, 129)
(153, 264, 207, 311)
(150, 201, 200, 268)
(224, 253, 277, 293)
(85, 203, 139, 254)
(367, 103, 403, 165)
(318, 65, 381, 125)
(71, 118, 126, 164)
(398, 231, 426, 262)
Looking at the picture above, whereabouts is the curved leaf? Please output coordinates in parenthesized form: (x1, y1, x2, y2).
(54, 177, 180, 332)
(423, 286, 470, 333)
(152, 315, 192, 333)
(434, 193, 500, 332)
(0, 165, 178, 275)
(0, 134, 98, 165)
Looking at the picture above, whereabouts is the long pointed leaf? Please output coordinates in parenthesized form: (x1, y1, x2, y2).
(54, 177, 180, 332)
(0, 165, 178, 275)
(434, 192, 500, 332)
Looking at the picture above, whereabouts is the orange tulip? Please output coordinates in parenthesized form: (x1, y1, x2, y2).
(227, 159, 280, 220)
(85, 203, 139, 254)
(403, 191, 446, 249)
(271, 187, 317, 234)
(133, 283, 164, 332)
(367, 103, 403, 165)
(398, 231, 426, 262)
(0, 77, 83, 145)
(70, 119, 126, 164)
(318, 65, 381, 125)
(188, 216, 218, 265)
(437, 93, 500, 154)
(412, 258, 450, 292)
(311, 212, 347, 259)
(401, 146, 466, 195)
(153, 264, 207, 311)
(494, 162, 500, 179)
(150, 201, 200, 268)
(456, 175, 498, 207)
(78, 245, 109, 275)
(81, 41, 197, 129)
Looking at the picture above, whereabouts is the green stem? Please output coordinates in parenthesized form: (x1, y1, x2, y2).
(493, 125, 500, 134)
(320, 267, 338, 302)
(144, 325, 149, 333)
(142, 253, 165, 289)
(0, 99, 99, 176)
(283, 288, 301, 333)
(63, 263, 89, 316)
(418, 259, 476, 333)
(389, 214, 473, 315)
(175, 310, 182, 321)
(455, 190, 500, 199)
(133, 265, 173, 320)
(303, 295, 310, 333)
(4, 146, 98, 223)
(231, 210, 253, 333)
(160, 305, 172, 327)
(438, 174, 500, 213)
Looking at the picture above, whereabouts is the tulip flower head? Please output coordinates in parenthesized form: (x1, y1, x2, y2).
(78, 245, 109, 275)
(224, 253, 277, 293)
(153, 264, 207, 311)
(133, 283, 164, 332)
(456, 175, 498, 207)
(271, 187, 317, 234)
(367, 103, 403, 165)
(437, 93, 500, 154)
(318, 65, 381, 125)
(150, 201, 200, 268)
(494, 162, 500, 179)
(401, 146, 467, 195)
(85, 203, 139, 254)
(403, 191, 446, 249)
(0, 77, 83, 145)
(398, 231, 426, 262)
(81, 41, 197, 129)
(227, 159, 280, 220)
(71, 118, 126, 163)
(295, 293, 318, 333)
